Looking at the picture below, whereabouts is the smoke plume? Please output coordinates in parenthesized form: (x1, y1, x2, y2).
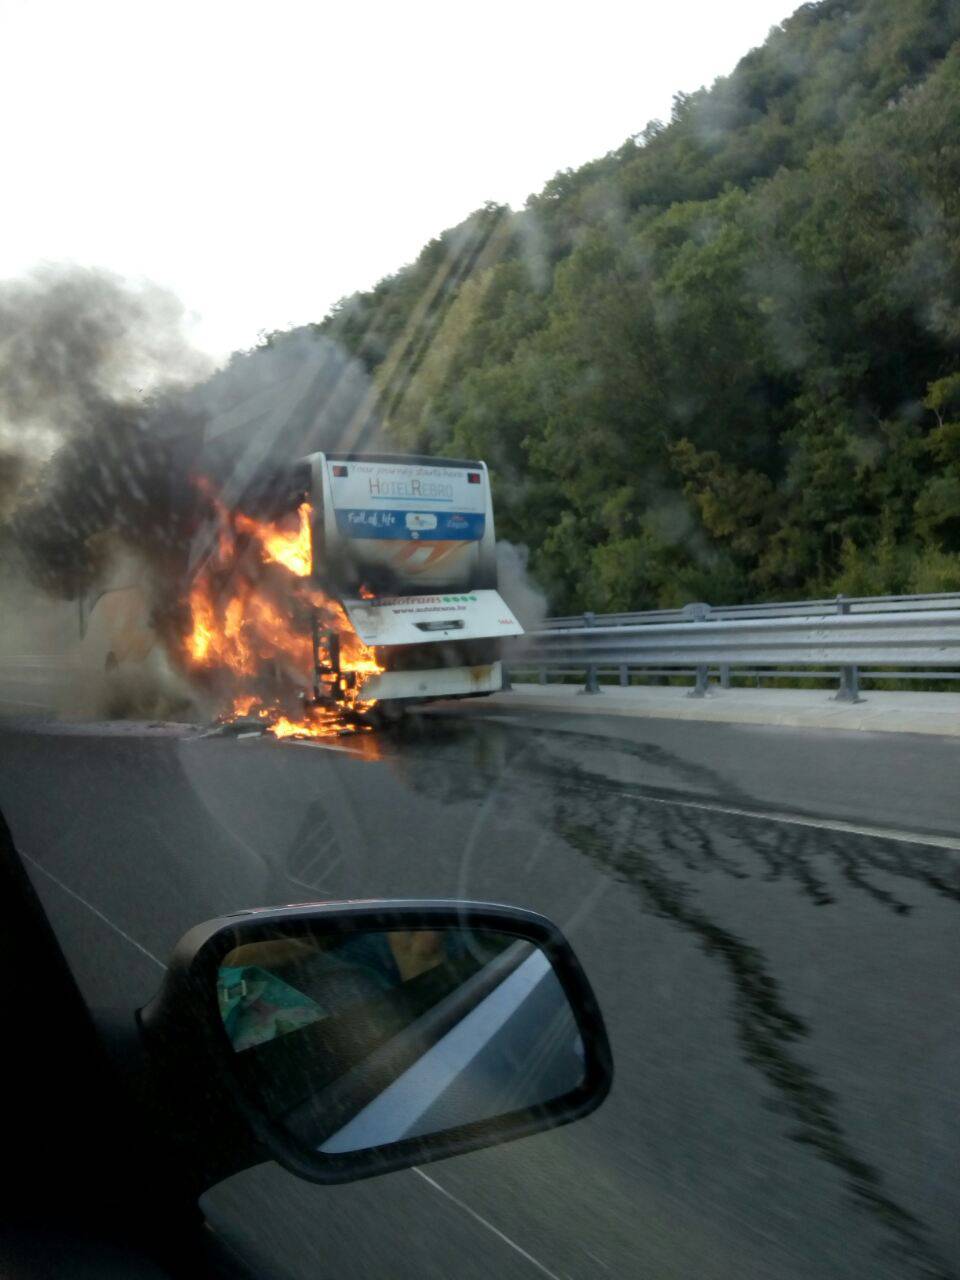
(0, 265, 549, 722)
(2, 267, 210, 594)
(496, 540, 549, 631)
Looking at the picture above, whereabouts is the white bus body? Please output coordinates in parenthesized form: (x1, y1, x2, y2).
(306, 452, 523, 703)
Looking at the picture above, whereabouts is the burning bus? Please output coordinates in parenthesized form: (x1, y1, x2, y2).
(307, 453, 523, 700)
(121, 451, 523, 736)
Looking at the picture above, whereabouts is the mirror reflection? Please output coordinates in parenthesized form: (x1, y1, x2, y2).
(217, 926, 585, 1153)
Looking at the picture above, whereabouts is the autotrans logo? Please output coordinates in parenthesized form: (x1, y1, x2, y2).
(373, 594, 479, 607)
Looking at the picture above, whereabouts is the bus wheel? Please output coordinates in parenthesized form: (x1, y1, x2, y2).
(369, 702, 406, 728)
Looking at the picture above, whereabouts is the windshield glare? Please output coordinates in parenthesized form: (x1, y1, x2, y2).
(1, 2, 958, 1277)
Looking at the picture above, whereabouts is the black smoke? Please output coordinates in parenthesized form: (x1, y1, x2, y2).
(1, 267, 383, 606)
(2, 266, 211, 597)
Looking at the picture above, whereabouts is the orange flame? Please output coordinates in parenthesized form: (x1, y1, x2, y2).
(235, 502, 313, 577)
(182, 498, 382, 738)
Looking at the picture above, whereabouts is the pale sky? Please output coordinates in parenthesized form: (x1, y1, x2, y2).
(0, 0, 796, 362)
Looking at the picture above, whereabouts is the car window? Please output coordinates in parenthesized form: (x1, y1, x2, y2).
(2, 2, 959, 1278)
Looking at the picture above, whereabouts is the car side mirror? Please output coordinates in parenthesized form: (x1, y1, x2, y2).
(139, 900, 612, 1185)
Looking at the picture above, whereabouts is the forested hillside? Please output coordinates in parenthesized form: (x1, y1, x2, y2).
(292, 0, 960, 613)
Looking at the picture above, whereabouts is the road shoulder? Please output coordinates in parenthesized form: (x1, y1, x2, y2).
(481, 683, 960, 738)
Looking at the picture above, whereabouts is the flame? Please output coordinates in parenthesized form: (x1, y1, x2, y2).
(269, 710, 341, 739)
(186, 587, 216, 664)
(236, 502, 313, 577)
(181, 498, 383, 738)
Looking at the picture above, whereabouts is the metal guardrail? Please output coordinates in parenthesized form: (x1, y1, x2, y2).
(504, 593, 960, 703)
(541, 592, 960, 628)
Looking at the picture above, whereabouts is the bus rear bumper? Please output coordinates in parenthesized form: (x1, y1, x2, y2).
(360, 661, 503, 703)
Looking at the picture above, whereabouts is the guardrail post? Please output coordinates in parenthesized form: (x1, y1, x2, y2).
(832, 595, 863, 703)
(683, 602, 711, 621)
(834, 665, 862, 703)
(501, 664, 512, 692)
(719, 663, 730, 689)
(538, 666, 548, 685)
(688, 665, 710, 698)
(684, 602, 712, 698)
(619, 664, 629, 687)
(579, 612, 601, 695)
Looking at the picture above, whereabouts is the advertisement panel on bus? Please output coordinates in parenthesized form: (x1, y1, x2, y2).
(322, 456, 491, 592)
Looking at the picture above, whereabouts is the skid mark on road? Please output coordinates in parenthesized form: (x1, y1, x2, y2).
(549, 776, 957, 1280)
(471, 715, 960, 852)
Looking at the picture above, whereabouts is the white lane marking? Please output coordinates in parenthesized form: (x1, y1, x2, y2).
(568, 784, 960, 853)
(20, 851, 168, 970)
(0, 698, 53, 709)
(278, 738, 354, 754)
(412, 1168, 562, 1280)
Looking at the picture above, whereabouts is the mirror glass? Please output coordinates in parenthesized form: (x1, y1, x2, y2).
(216, 926, 586, 1153)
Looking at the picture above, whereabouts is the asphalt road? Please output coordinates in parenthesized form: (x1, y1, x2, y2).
(0, 705, 957, 1280)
